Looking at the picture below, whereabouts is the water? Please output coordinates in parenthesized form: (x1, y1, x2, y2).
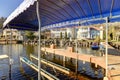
(42, 51, 104, 80)
(0, 44, 38, 80)
(77, 47, 104, 56)
(0, 44, 104, 80)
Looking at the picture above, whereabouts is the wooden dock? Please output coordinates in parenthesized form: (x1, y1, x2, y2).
(41, 47, 106, 68)
(108, 54, 120, 80)
(102, 42, 120, 80)
(41, 46, 120, 80)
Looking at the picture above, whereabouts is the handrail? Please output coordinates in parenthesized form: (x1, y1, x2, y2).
(30, 54, 70, 71)
(20, 57, 59, 80)
(43, 58, 70, 71)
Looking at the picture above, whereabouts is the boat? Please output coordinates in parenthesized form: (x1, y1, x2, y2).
(91, 43, 99, 50)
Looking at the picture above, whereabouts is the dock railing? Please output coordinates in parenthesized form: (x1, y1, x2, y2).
(20, 57, 59, 80)
(30, 54, 70, 74)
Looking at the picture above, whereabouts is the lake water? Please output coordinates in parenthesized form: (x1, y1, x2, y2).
(0, 44, 104, 80)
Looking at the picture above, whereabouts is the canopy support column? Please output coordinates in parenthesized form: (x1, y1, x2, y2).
(36, 1, 41, 80)
(7, 25, 12, 80)
(75, 40, 78, 76)
(104, 17, 109, 80)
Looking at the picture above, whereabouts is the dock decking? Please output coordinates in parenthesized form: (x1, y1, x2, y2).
(41, 46, 120, 80)
(41, 47, 106, 69)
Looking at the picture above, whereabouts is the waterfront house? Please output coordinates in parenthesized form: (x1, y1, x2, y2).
(2, 29, 23, 40)
(50, 28, 76, 39)
(77, 26, 102, 40)
(51, 28, 66, 39)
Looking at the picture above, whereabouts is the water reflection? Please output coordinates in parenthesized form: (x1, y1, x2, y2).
(42, 52, 104, 80)
(26, 45, 35, 57)
(77, 47, 104, 56)
(0, 44, 38, 80)
(0, 44, 104, 80)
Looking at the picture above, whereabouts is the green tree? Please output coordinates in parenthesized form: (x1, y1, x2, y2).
(0, 17, 6, 29)
(110, 33, 113, 40)
(94, 36, 100, 43)
(103, 30, 106, 40)
(60, 32, 62, 39)
(25, 31, 35, 40)
(64, 32, 67, 39)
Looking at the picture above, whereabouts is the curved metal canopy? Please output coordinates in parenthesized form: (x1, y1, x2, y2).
(3, 0, 120, 31)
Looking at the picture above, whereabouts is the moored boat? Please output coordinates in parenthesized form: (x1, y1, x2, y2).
(91, 43, 99, 50)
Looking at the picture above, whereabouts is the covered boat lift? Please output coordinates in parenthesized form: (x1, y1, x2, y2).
(3, 0, 120, 80)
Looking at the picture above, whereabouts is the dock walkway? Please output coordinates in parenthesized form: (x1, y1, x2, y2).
(41, 47, 106, 68)
(102, 42, 120, 80)
(41, 44, 120, 80)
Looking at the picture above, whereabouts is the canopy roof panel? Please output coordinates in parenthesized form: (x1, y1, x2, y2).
(3, 0, 120, 31)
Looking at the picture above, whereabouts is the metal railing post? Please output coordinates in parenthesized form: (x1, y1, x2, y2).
(104, 17, 109, 80)
(36, 1, 41, 80)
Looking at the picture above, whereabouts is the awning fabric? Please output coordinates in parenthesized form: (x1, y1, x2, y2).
(3, 0, 120, 31)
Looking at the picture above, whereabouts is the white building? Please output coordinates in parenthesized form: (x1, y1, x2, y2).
(50, 28, 77, 39)
(66, 28, 76, 39)
(77, 26, 102, 40)
(77, 26, 90, 40)
(51, 29, 66, 38)
(100, 26, 104, 40)
(2, 29, 23, 40)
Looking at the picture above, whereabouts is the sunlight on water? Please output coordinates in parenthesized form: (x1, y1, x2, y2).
(0, 44, 104, 80)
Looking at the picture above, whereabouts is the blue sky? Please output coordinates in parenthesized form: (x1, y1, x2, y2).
(0, 0, 23, 18)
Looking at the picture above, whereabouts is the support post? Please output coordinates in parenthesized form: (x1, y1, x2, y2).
(36, 1, 41, 80)
(104, 17, 109, 80)
(8, 25, 12, 80)
(63, 56, 65, 67)
(75, 40, 78, 75)
(44, 30, 45, 48)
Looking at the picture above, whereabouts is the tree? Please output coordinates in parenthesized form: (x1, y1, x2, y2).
(110, 33, 113, 40)
(0, 17, 6, 29)
(94, 36, 100, 43)
(64, 32, 67, 39)
(25, 31, 35, 40)
(103, 30, 106, 40)
(60, 32, 62, 39)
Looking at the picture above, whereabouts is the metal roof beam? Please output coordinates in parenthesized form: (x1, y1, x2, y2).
(110, 0, 115, 17)
(61, 0, 81, 18)
(23, 9, 59, 23)
(41, 3, 68, 19)
(98, 0, 102, 18)
(41, 11, 62, 21)
(87, 0, 94, 18)
(10, 26, 37, 30)
(41, 14, 59, 25)
(9, 24, 37, 30)
(75, 0, 87, 18)
(46, 0, 74, 18)
(40, 8, 64, 20)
